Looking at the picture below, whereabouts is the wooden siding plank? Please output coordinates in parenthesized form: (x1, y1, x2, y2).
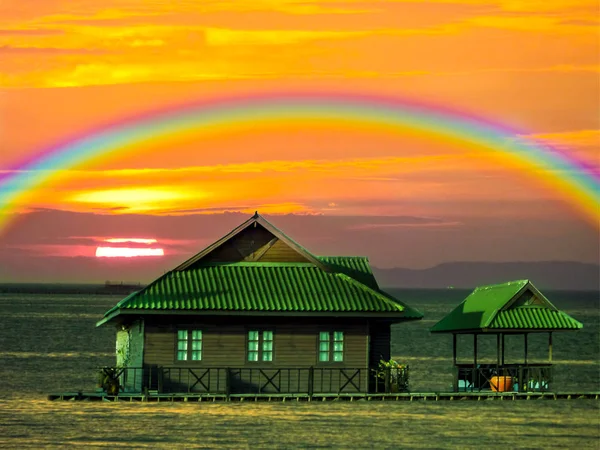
(258, 239, 310, 263)
(143, 318, 370, 371)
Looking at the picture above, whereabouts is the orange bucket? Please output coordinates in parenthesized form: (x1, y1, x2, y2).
(490, 376, 514, 392)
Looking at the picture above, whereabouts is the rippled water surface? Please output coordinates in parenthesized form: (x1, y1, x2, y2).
(1, 289, 598, 448)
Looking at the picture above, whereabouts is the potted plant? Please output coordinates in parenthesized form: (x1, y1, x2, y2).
(97, 367, 120, 396)
(373, 359, 409, 393)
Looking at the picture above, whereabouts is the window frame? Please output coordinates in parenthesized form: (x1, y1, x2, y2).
(317, 330, 345, 365)
(246, 329, 275, 364)
(175, 329, 203, 363)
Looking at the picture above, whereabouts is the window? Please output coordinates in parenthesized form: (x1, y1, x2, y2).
(319, 331, 344, 362)
(248, 330, 274, 362)
(176, 329, 202, 361)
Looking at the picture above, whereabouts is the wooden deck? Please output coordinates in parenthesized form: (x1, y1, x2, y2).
(48, 391, 600, 402)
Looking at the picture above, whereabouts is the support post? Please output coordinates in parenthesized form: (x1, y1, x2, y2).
(519, 366, 524, 393)
(524, 333, 528, 365)
(452, 334, 457, 366)
(548, 332, 553, 363)
(496, 334, 500, 368)
(384, 367, 391, 393)
(501, 333, 505, 366)
(473, 334, 478, 392)
(225, 368, 231, 398)
(308, 366, 314, 397)
(453, 365, 458, 393)
(452, 334, 458, 392)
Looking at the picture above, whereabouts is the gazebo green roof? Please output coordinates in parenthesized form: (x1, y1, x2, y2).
(97, 213, 423, 327)
(430, 280, 583, 333)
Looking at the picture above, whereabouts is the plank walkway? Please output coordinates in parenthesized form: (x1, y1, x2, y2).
(48, 391, 600, 402)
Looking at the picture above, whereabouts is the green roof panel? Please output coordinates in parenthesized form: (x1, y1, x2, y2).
(430, 280, 583, 333)
(318, 256, 379, 290)
(490, 307, 582, 330)
(99, 261, 423, 325)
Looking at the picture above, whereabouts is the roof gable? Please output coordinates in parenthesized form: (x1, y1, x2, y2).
(175, 212, 328, 271)
(430, 280, 582, 333)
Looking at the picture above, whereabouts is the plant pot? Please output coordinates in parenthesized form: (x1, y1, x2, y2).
(490, 376, 513, 392)
(106, 381, 119, 396)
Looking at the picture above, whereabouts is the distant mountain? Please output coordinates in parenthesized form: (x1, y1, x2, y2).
(374, 261, 600, 291)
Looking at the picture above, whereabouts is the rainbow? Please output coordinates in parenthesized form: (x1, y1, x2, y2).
(0, 92, 598, 230)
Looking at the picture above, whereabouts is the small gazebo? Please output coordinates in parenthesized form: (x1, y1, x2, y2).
(431, 280, 583, 393)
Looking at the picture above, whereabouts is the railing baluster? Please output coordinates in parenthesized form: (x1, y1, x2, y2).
(225, 368, 230, 398)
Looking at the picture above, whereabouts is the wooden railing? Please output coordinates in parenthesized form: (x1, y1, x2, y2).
(98, 366, 410, 395)
(455, 364, 552, 393)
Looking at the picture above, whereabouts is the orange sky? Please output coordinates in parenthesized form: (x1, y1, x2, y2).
(0, 0, 598, 282)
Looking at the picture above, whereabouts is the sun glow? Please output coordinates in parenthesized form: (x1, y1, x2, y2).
(104, 238, 158, 244)
(95, 246, 164, 257)
(69, 187, 200, 213)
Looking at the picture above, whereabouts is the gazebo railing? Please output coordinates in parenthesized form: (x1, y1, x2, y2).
(455, 363, 552, 393)
(98, 366, 409, 395)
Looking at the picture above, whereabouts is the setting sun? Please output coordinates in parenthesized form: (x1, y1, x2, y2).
(95, 247, 164, 258)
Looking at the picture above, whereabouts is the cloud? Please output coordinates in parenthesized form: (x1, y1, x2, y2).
(0, 28, 64, 36)
(514, 129, 600, 166)
(467, 15, 595, 33)
(521, 129, 600, 148)
(0, 45, 102, 55)
(347, 220, 461, 230)
(204, 28, 370, 46)
(130, 39, 164, 47)
(69, 186, 203, 213)
(4, 243, 97, 257)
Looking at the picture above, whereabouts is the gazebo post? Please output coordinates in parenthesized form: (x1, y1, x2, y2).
(548, 332, 553, 362)
(452, 334, 458, 391)
(524, 333, 528, 364)
(473, 334, 478, 391)
(501, 333, 505, 366)
(496, 334, 500, 369)
(452, 333, 457, 365)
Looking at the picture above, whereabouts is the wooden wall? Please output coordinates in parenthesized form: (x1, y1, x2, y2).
(142, 316, 372, 393)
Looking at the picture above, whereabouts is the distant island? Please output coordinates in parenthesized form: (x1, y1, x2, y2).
(373, 261, 600, 291)
(0, 282, 143, 295)
(0, 261, 597, 294)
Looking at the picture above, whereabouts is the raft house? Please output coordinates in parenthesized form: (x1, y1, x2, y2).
(49, 213, 596, 402)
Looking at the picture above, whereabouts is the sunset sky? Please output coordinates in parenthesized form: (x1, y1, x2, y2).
(0, 0, 598, 283)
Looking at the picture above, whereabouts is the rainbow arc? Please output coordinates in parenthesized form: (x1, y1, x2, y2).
(0, 92, 598, 231)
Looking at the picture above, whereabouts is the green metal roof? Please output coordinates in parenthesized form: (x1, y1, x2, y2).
(430, 280, 583, 333)
(98, 259, 423, 326)
(317, 256, 379, 290)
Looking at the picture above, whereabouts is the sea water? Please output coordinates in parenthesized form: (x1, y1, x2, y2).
(0, 289, 598, 448)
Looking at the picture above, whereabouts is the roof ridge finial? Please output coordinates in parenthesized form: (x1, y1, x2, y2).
(253, 210, 259, 219)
